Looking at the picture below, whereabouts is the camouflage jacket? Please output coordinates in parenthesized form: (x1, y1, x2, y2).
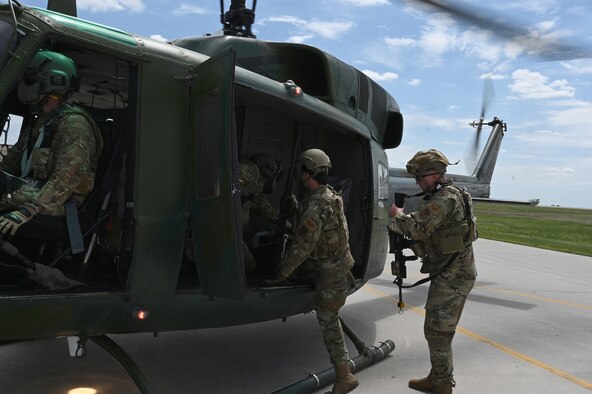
(239, 159, 278, 226)
(0, 104, 103, 215)
(279, 185, 355, 285)
(388, 180, 477, 276)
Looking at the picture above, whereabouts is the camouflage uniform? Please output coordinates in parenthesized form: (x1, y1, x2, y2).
(0, 104, 103, 216)
(279, 185, 355, 366)
(388, 179, 477, 385)
(239, 159, 279, 271)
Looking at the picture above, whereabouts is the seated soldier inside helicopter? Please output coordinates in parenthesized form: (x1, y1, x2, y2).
(0, 49, 103, 238)
(239, 153, 285, 273)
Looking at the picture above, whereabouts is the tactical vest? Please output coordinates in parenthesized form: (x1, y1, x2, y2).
(308, 185, 355, 274)
(419, 184, 478, 272)
(24, 105, 103, 183)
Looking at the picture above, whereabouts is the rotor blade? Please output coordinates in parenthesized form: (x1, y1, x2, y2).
(481, 77, 495, 120)
(401, 0, 592, 61)
(473, 121, 482, 161)
(467, 78, 495, 173)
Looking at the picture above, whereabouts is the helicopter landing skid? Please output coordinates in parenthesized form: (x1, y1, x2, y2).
(87, 335, 154, 394)
(269, 318, 395, 393)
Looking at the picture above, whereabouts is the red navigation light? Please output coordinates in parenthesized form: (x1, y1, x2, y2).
(132, 307, 149, 320)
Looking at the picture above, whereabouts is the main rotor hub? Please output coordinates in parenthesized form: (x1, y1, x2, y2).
(221, 0, 256, 38)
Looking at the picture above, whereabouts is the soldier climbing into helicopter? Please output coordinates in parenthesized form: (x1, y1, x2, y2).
(0, 49, 103, 237)
(266, 148, 359, 394)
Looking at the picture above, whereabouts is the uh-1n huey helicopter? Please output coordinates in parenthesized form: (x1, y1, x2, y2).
(0, 0, 402, 391)
(0, 0, 589, 392)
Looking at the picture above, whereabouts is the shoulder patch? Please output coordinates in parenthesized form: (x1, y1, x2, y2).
(303, 217, 319, 232)
(427, 202, 440, 214)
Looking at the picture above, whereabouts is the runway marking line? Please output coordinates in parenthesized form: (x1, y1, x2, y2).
(363, 284, 592, 391)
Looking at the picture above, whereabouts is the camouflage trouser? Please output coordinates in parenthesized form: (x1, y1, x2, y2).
(424, 268, 475, 384)
(315, 277, 350, 367)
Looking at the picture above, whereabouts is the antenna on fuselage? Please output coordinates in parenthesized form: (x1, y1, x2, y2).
(220, 0, 257, 38)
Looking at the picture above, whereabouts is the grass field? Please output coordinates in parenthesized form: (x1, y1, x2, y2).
(473, 202, 592, 257)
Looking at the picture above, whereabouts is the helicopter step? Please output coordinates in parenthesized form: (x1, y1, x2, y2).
(269, 318, 395, 394)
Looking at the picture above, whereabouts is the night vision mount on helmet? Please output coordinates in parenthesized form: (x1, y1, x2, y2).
(17, 49, 80, 104)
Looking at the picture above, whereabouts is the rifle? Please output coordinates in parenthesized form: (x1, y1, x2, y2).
(389, 192, 417, 312)
(274, 126, 301, 262)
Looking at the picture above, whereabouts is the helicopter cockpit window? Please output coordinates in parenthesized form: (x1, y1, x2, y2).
(194, 88, 221, 200)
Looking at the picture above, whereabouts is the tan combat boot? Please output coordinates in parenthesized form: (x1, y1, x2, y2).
(329, 362, 359, 394)
(434, 378, 455, 394)
(408, 373, 435, 392)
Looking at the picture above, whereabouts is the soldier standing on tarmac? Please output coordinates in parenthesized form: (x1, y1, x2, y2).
(266, 148, 359, 394)
(388, 149, 478, 394)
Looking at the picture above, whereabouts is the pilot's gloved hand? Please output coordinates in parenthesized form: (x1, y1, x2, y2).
(0, 203, 38, 238)
(263, 273, 290, 286)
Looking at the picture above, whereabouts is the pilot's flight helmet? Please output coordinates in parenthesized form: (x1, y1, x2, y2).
(298, 148, 331, 176)
(406, 149, 451, 177)
(250, 153, 284, 183)
(18, 50, 79, 103)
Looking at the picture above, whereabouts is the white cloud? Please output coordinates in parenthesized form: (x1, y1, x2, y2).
(150, 34, 168, 42)
(263, 16, 306, 26)
(340, 0, 389, 5)
(385, 37, 417, 48)
(561, 60, 592, 75)
(549, 105, 592, 130)
(362, 70, 398, 81)
(408, 78, 421, 86)
(307, 20, 355, 39)
(515, 128, 592, 148)
(418, 26, 456, 58)
(545, 167, 575, 176)
(480, 73, 506, 80)
(509, 69, 575, 99)
(173, 4, 209, 16)
(78, 0, 144, 12)
(263, 16, 354, 40)
(288, 35, 314, 44)
(490, 0, 561, 15)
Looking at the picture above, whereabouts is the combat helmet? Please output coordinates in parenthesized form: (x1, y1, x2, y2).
(250, 153, 284, 183)
(298, 148, 331, 176)
(18, 50, 79, 103)
(406, 149, 451, 177)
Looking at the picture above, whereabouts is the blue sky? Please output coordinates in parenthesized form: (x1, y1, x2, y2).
(20, 0, 592, 208)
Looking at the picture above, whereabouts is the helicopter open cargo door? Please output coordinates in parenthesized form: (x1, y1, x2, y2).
(189, 48, 247, 300)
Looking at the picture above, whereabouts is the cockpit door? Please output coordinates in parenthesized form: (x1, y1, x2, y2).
(189, 48, 247, 299)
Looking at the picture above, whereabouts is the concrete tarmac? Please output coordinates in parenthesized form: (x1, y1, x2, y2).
(1, 239, 591, 393)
